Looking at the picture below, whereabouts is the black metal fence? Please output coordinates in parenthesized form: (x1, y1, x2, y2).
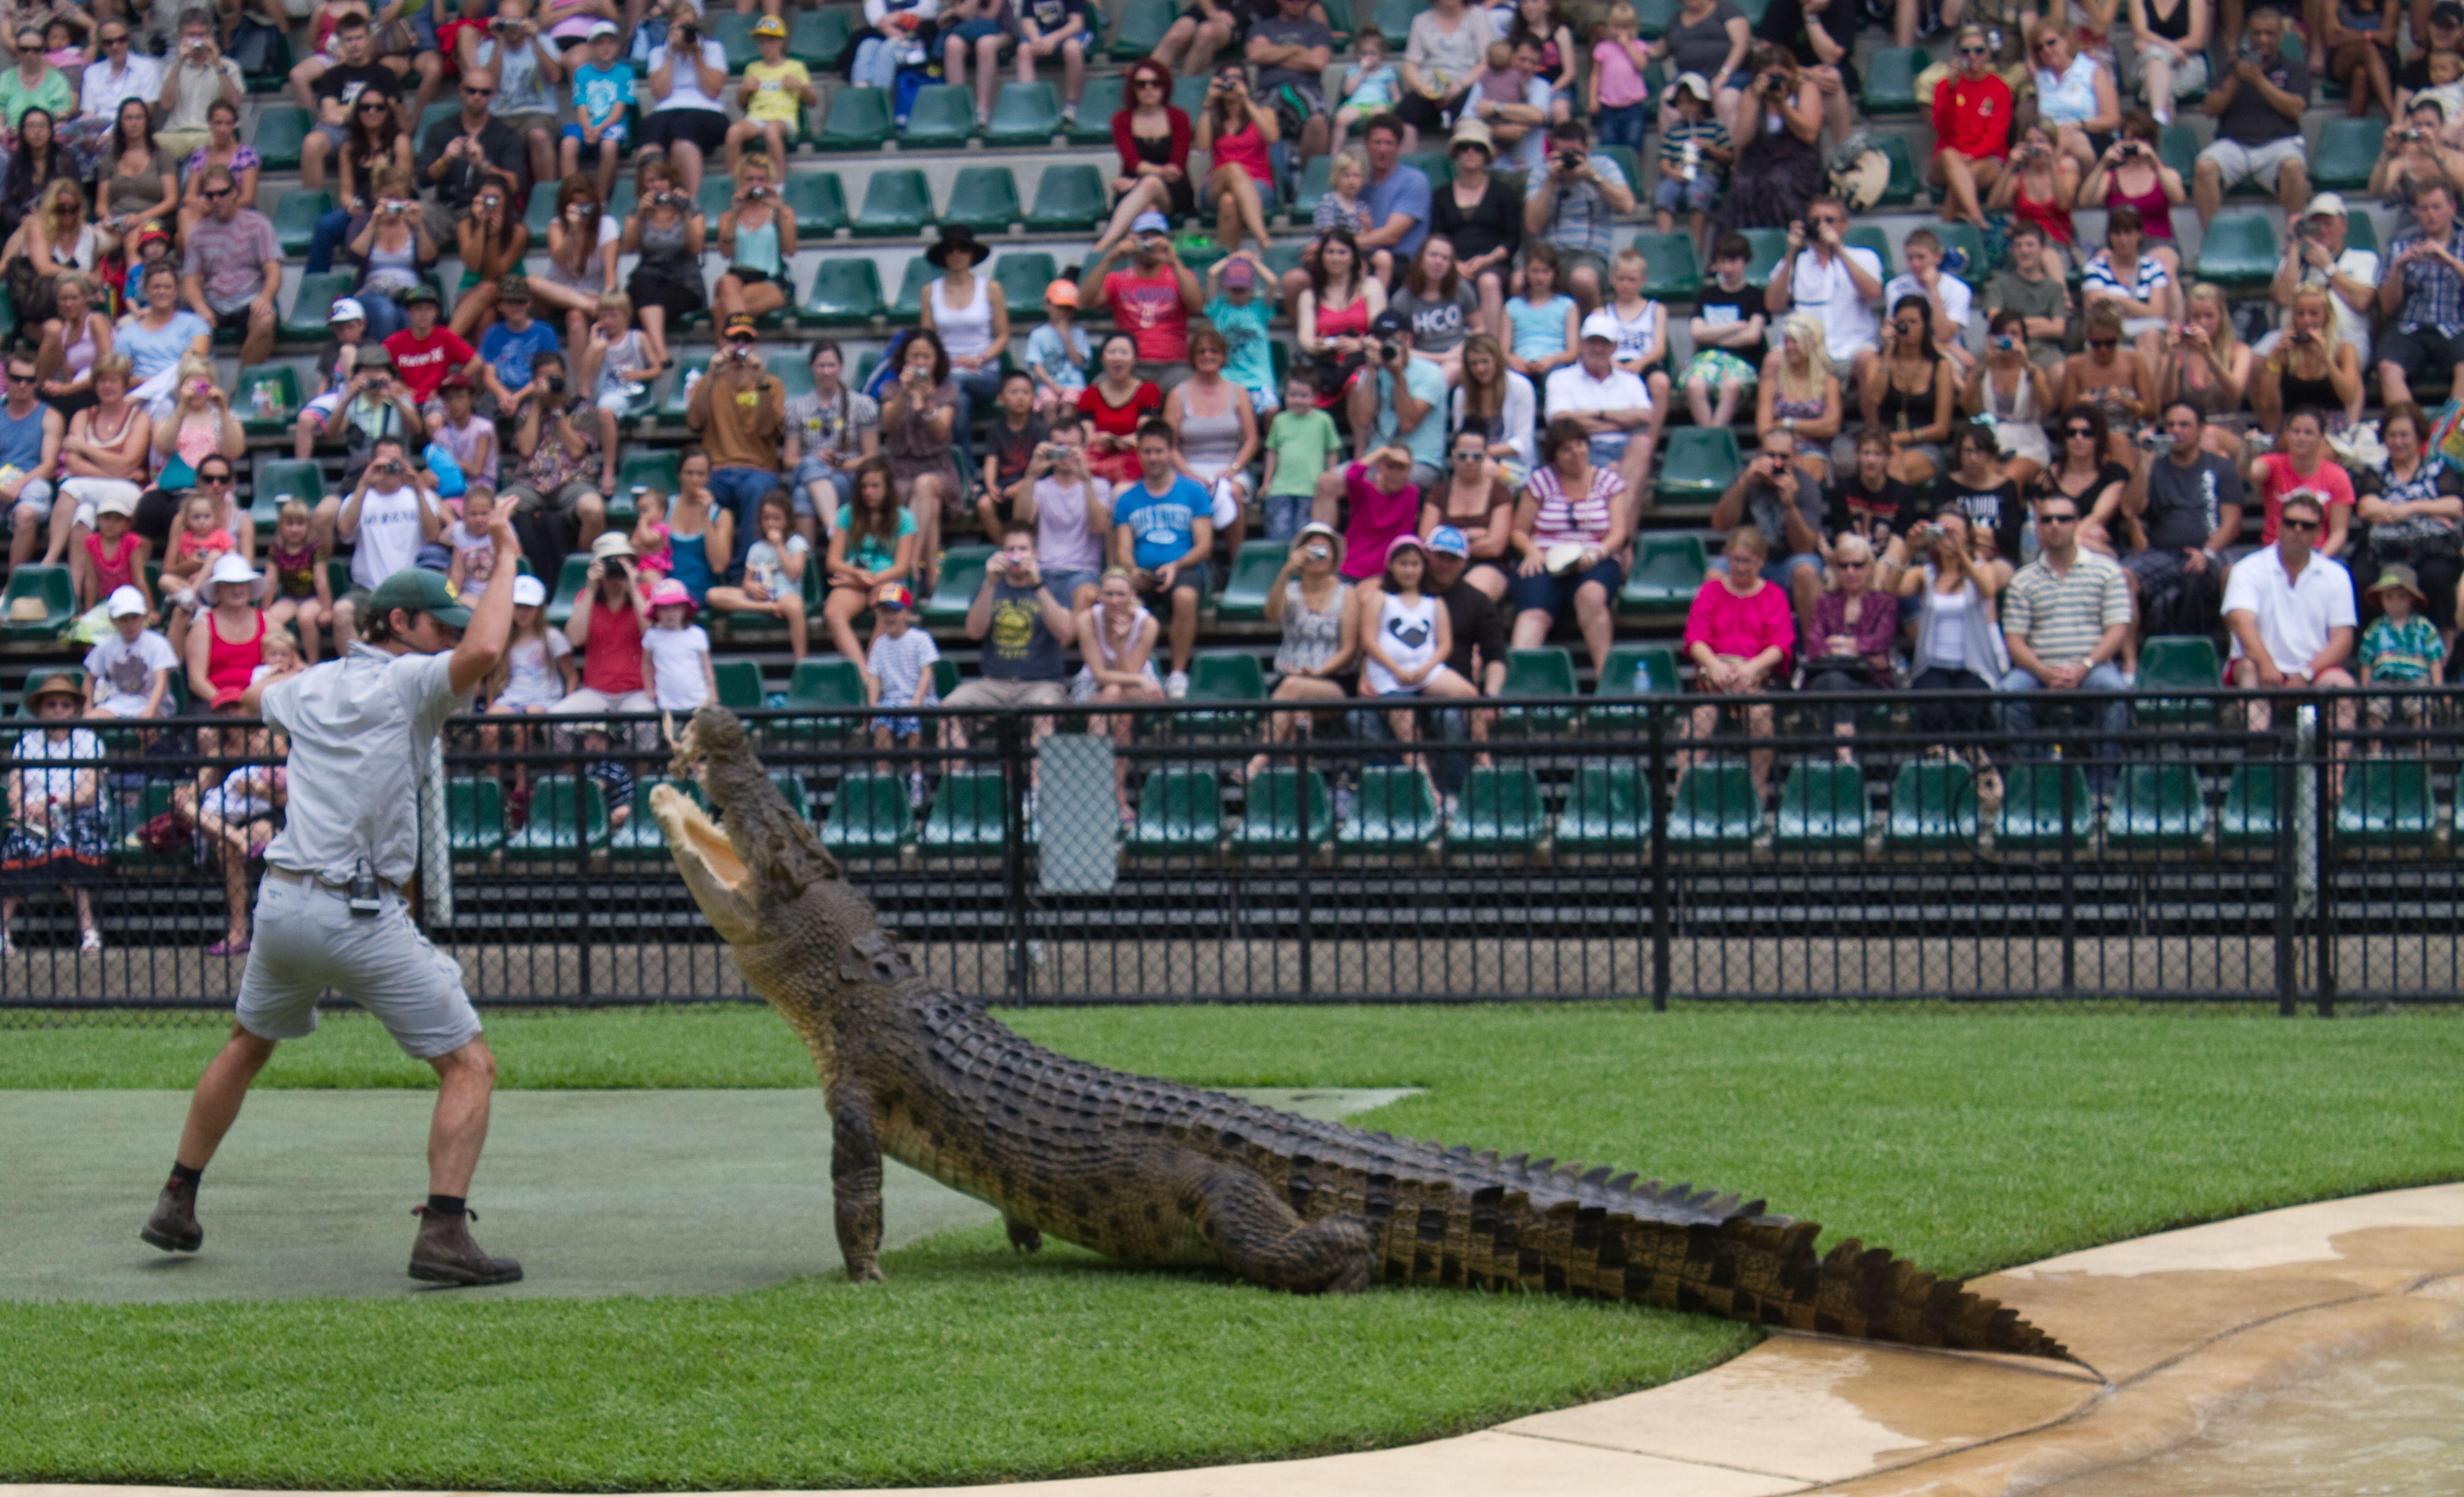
(6, 684, 2463, 1015)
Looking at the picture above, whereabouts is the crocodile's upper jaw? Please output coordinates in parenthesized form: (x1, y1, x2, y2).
(650, 783, 762, 946)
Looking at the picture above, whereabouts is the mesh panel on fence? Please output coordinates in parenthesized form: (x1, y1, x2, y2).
(7, 685, 2464, 1022)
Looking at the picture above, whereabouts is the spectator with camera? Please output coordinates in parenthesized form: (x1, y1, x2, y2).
(688, 313, 788, 570)
(1717, 43, 1822, 233)
(158, 9, 245, 161)
(556, 529, 656, 722)
(2120, 399, 2242, 635)
(2079, 119, 2183, 276)
(416, 66, 527, 242)
(2263, 194, 2381, 366)
(944, 523, 1079, 725)
(460, 0, 566, 191)
(1080, 213, 1204, 382)
(2253, 287, 2365, 437)
(504, 347, 611, 559)
(714, 154, 798, 323)
(1246, 520, 1358, 778)
(1714, 423, 1829, 629)
(1341, 308, 1447, 486)
(1112, 418, 1214, 698)
(2191, 6, 2311, 227)
(2369, 98, 2464, 223)
(331, 436, 445, 647)
(337, 167, 439, 342)
(310, 347, 425, 508)
(2377, 179, 2464, 410)
(637, 1, 730, 200)
(1767, 197, 1882, 379)
(1522, 119, 1632, 312)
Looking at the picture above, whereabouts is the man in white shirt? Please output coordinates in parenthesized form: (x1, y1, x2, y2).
(2222, 491, 2358, 734)
(1881, 227, 1976, 374)
(144, 546, 527, 1288)
(1765, 196, 1884, 381)
(2260, 193, 2383, 363)
(333, 438, 445, 647)
(73, 19, 164, 156)
(1544, 312, 1656, 498)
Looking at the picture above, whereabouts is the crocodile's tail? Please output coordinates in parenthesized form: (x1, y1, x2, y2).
(1426, 1165, 2072, 1362)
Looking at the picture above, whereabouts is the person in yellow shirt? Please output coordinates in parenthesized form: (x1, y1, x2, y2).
(725, 16, 817, 179)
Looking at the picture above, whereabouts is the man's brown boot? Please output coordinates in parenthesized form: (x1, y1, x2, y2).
(409, 1206, 523, 1286)
(140, 1175, 202, 1252)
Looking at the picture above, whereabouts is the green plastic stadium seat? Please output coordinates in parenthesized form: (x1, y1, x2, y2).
(1603, 645, 1681, 696)
(2313, 117, 2384, 192)
(1110, 0, 1174, 57)
(2158, 123, 2198, 182)
(821, 773, 912, 859)
(1887, 760, 1977, 851)
(1399, 150, 1452, 188)
(786, 172, 848, 238)
(1861, 46, 1922, 113)
(609, 778, 701, 860)
(800, 257, 886, 325)
(2335, 760, 2439, 848)
(1774, 762, 1868, 851)
(817, 86, 893, 150)
(1995, 762, 2095, 851)
(1740, 226, 1791, 289)
(1453, 767, 1547, 854)
(1555, 762, 1650, 853)
(1841, 224, 1894, 278)
(243, 27, 292, 91)
(791, 8, 853, 68)
(1666, 762, 1760, 851)
(1876, 134, 1920, 207)
(891, 254, 935, 318)
(713, 659, 765, 711)
(1629, 230, 1701, 301)
(272, 189, 333, 259)
(1026, 163, 1110, 232)
(1127, 768, 1223, 856)
(706, 11, 759, 68)
(1597, 144, 1643, 198)
(1216, 540, 1288, 621)
(925, 545, 994, 626)
(1635, 0, 1676, 33)
(419, 99, 457, 138)
(114, 782, 182, 868)
(283, 270, 357, 341)
(522, 178, 559, 238)
(1936, 221, 1987, 277)
(252, 457, 325, 529)
(0, 565, 71, 641)
(784, 657, 870, 738)
(986, 81, 1062, 144)
(762, 770, 813, 821)
(1373, 0, 1419, 45)
(695, 173, 738, 224)
(1236, 767, 1333, 855)
(2137, 635, 2221, 724)
(2217, 762, 2283, 850)
(764, 352, 816, 402)
(2106, 763, 2206, 852)
(254, 105, 311, 171)
(1290, 154, 1333, 218)
(1174, 650, 1268, 738)
(2194, 212, 2279, 288)
(2347, 212, 2379, 254)
(1171, 75, 1211, 114)
(994, 251, 1056, 318)
(1071, 74, 1122, 143)
(854, 169, 933, 237)
(919, 770, 1012, 857)
(542, 554, 590, 629)
(934, 659, 960, 699)
(234, 366, 300, 436)
(1336, 765, 1444, 855)
(1498, 647, 1578, 735)
(448, 777, 506, 858)
(616, 449, 682, 500)
(1619, 533, 1707, 612)
(941, 165, 1023, 234)
(1656, 426, 1740, 501)
(904, 84, 975, 146)
(503, 775, 608, 861)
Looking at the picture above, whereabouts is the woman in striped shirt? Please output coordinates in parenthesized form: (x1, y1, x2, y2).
(1506, 415, 1630, 669)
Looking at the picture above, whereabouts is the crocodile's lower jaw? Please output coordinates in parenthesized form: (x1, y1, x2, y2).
(651, 784, 762, 945)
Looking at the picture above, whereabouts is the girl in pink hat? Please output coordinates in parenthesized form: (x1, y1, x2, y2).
(641, 577, 714, 713)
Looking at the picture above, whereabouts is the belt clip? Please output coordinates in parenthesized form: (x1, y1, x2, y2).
(347, 860, 384, 917)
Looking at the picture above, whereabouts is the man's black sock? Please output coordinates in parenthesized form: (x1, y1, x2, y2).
(169, 1162, 203, 1188)
(425, 1194, 468, 1219)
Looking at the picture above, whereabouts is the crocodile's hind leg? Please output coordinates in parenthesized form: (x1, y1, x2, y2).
(1184, 1162, 1376, 1294)
(1005, 1216, 1043, 1253)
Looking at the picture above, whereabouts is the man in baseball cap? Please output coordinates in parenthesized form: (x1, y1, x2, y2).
(1339, 308, 1446, 490)
(1081, 205, 1202, 373)
(1421, 522, 1508, 698)
(2274, 192, 2378, 364)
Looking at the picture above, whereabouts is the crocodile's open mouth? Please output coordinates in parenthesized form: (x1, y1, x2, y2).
(651, 783, 760, 943)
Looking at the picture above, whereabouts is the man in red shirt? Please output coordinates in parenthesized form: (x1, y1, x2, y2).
(1928, 26, 2014, 233)
(381, 284, 483, 420)
(1077, 210, 1204, 386)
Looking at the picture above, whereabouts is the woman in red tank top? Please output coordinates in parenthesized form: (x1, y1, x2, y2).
(185, 555, 266, 712)
(1297, 229, 1387, 409)
(2079, 118, 2187, 279)
(1195, 66, 1280, 255)
(1989, 123, 2082, 257)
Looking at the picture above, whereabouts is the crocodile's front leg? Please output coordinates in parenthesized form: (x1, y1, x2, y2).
(830, 1090, 885, 1283)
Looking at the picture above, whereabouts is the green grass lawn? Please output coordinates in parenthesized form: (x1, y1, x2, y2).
(4, 1004, 2462, 1490)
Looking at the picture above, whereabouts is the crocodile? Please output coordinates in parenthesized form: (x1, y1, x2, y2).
(653, 704, 2074, 1363)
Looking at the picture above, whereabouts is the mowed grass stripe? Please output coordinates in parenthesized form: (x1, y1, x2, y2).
(2, 1005, 2460, 1489)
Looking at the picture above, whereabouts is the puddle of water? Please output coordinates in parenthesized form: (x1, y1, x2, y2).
(2046, 1332, 2464, 1496)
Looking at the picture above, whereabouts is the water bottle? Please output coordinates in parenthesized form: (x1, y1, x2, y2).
(680, 367, 701, 406)
(1681, 138, 1700, 182)
(1633, 657, 1656, 693)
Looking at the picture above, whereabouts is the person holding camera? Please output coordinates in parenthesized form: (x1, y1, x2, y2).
(449, 173, 533, 341)
(1765, 198, 1882, 380)
(1521, 119, 1632, 312)
(1017, 414, 1110, 608)
(157, 8, 245, 161)
(2261, 193, 2381, 366)
(339, 165, 439, 341)
(714, 153, 798, 323)
(2369, 96, 2464, 222)
(416, 66, 527, 243)
(504, 346, 612, 556)
(1079, 213, 1203, 379)
(1195, 65, 1279, 256)
(554, 528, 656, 727)
(638, 0, 729, 201)
(2252, 286, 2364, 438)
(2078, 116, 2183, 272)
(331, 435, 445, 646)
(2190, 5, 2310, 227)
(1343, 307, 1447, 487)
(618, 159, 704, 374)
(1715, 43, 1821, 236)
(943, 521, 1079, 724)
(687, 312, 788, 570)
(462, 0, 566, 190)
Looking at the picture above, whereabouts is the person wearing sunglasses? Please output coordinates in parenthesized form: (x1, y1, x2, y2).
(2054, 306, 2156, 459)
(1996, 492, 2133, 772)
(413, 66, 526, 240)
(2246, 405, 2355, 558)
(2221, 491, 2358, 740)
(77, 22, 161, 160)
(0, 28, 72, 137)
(2029, 30, 2117, 176)
(1930, 26, 2013, 233)
(297, 14, 401, 196)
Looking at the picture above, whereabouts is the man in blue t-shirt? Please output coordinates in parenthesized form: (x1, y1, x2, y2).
(1358, 114, 1431, 272)
(1110, 419, 1214, 698)
(475, 274, 561, 415)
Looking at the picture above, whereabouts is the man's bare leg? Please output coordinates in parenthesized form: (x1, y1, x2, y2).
(425, 1038, 497, 1197)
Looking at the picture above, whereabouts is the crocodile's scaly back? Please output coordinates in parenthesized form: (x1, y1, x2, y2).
(655, 706, 2073, 1364)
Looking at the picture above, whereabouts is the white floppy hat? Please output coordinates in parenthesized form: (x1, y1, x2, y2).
(208, 552, 258, 587)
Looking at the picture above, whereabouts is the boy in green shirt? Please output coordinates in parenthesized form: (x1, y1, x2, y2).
(1260, 371, 1338, 542)
(2359, 564, 2445, 731)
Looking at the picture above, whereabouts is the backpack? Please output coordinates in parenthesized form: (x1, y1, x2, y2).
(1825, 132, 1890, 215)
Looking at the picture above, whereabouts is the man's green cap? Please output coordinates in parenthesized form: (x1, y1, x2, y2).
(370, 567, 471, 631)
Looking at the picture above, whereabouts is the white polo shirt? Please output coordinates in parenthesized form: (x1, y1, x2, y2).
(2221, 545, 2357, 673)
(259, 645, 464, 886)
(1882, 269, 1972, 338)
(1544, 360, 1652, 421)
(1786, 246, 1884, 361)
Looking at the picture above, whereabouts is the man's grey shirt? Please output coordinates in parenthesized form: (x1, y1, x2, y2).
(259, 642, 463, 886)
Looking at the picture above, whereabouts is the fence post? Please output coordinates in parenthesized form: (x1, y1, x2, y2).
(574, 739, 592, 1002)
(2310, 703, 2337, 1019)
(999, 710, 1032, 1003)
(2058, 740, 2077, 1003)
(1648, 702, 1670, 1012)
(1295, 732, 1312, 1003)
(2274, 716, 2298, 1018)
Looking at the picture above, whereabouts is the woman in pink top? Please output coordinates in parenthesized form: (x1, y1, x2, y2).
(1682, 527, 1795, 794)
(2247, 406, 2356, 558)
(1335, 446, 1422, 581)
(1194, 65, 1279, 255)
(2078, 115, 2186, 279)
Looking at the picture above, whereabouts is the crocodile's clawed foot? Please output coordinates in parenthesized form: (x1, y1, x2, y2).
(845, 1260, 885, 1284)
(664, 710, 698, 780)
(1005, 1216, 1044, 1254)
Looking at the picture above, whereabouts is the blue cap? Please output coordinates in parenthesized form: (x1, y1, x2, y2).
(1426, 525, 1470, 558)
(1131, 209, 1171, 235)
